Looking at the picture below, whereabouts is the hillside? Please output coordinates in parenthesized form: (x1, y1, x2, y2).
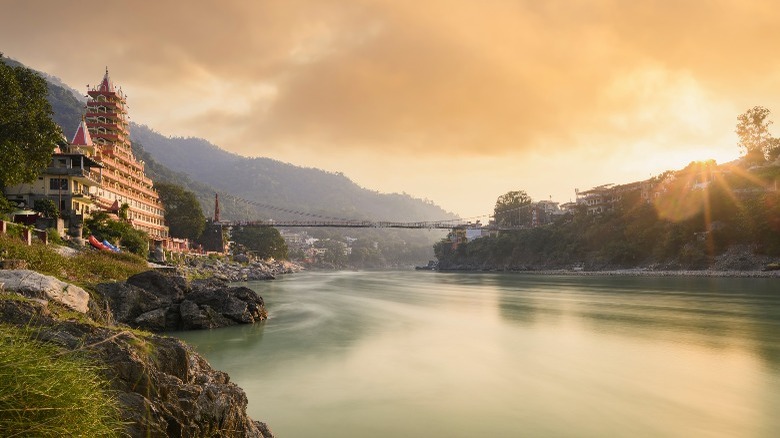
(130, 125, 454, 222)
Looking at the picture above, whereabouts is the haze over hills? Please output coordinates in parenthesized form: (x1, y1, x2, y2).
(130, 125, 455, 222)
(25, 58, 457, 223)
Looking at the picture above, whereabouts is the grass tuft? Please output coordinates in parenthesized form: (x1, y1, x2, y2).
(0, 324, 121, 437)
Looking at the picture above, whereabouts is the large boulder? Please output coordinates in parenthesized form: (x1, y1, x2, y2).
(0, 269, 90, 313)
(126, 270, 188, 304)
(0, 297, 274, 437)
(186, 286, 267, 324)
(96, 282, 165, 322)
(96, 270, 268, 332)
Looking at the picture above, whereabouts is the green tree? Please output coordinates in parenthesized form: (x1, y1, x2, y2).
(736, 106, 775, 162)
(231, 226, 288, 260)
(117, 203, 129, 221)
(154, 183, 206, 241)
(493, 190, 533, 227)
(0, 55, 62, 189)
(33, 199, 59, 219)
(314, 239, 348, 267)
(0, 194, 14, 217)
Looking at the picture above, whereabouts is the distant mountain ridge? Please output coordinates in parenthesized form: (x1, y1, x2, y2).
(22, 58, 456, 222)
(130, 125, 452, 222)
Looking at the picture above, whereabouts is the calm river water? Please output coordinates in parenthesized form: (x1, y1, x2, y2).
(174, 271, 780, 437)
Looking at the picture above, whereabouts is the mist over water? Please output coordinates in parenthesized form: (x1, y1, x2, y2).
(174, 272, 780, 437)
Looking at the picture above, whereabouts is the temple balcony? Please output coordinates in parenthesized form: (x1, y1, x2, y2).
(47, 167, 102, 185)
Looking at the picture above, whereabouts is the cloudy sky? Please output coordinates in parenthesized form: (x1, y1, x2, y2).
(3, 0, 780, 218)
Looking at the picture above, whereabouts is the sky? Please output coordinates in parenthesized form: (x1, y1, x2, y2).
(3, 0, 780, 218)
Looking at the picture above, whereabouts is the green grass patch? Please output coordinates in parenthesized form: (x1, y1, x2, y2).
(0, 234, 148, 286)
(0, 324, 121, 437)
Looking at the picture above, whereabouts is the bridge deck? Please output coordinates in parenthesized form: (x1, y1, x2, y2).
(216, 220, 470, 229)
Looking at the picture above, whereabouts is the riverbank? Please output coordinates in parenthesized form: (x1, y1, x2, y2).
(0, 234, 280, 436)
(0, 295, 274, 437)
(438, 267, 780, 277)
(436, 243, 780, 277)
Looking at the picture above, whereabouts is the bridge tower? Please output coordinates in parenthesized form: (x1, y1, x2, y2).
(214, 193, 221, 222)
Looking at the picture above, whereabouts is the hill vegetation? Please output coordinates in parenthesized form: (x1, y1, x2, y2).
(436, 161, 780, 271)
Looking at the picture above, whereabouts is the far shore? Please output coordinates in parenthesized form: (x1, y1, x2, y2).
(437, 268, 780, 278)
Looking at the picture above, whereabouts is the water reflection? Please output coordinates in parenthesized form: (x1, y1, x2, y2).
(487, 274, 780, 369)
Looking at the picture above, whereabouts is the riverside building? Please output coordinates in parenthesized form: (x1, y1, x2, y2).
(84, 69, 169, 240)
(2, 121, 103, 236)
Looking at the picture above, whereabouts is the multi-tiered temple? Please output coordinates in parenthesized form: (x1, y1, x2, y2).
(85, 69, 169, 240)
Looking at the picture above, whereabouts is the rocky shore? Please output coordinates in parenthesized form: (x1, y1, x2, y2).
(0, 262, 285, 437)
(0, 295, 274, 437)
(176, 255, 303, 282)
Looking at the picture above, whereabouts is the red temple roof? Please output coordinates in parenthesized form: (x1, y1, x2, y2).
(71, 118, 93, 146)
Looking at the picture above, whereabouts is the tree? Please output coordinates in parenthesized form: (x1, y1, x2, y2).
(768, 137, 780, 162)
(154, 182, 206, 241)
(493, 190, 533, 227)
(33, 199, 59, 219)
(231, 226, 288, 260)
(314, 239, 348, 267)
(0, 55, 62, 189)
(736, 106, 776, 162)
(118, 203, 129, 221)
(0, 194, 11, 217)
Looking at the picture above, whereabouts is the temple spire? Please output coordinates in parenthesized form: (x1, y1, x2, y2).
(98, 67, 113, 92)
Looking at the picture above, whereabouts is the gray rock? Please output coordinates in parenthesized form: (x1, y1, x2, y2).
(232, 254, 250, 263)
(96, 272, 268, 332)
(96, 282, 164, 323)
(186, 286, 267, 324)
(134, 308, 167, 332)
(0, 269, 90, 313)
(126, 270, 188, 304)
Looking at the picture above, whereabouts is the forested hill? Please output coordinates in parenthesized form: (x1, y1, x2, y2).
(29, 59, 456, 222)
(131, 125, 454, 222)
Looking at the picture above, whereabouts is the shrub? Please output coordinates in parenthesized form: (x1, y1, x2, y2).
(46, 228, 63, 245)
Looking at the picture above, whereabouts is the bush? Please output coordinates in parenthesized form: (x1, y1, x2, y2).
(0, 195, 11, 218)
(0, 324, 121, 437)
(46, 228, 63, 245)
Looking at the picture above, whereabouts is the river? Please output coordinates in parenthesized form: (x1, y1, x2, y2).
(173, 271, 780, 437)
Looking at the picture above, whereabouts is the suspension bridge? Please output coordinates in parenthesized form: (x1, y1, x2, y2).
(210, 193, 494, 230)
